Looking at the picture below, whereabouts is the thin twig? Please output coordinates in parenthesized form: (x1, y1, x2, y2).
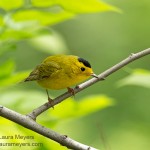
(27, 48, 150, 120)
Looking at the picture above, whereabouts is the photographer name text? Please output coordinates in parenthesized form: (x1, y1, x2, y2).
(0, 135, 34, 140)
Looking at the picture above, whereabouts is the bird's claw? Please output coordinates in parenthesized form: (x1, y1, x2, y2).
(48, 97, 54, 109)
(67, 87, 75, 96)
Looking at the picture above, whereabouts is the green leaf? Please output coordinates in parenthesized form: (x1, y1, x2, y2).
(32, 0, 119, 13)
(76, 95, 114, 116)
(117, 69, 150, 88)
(58, 0, 120, 13)
(0, 0, 23, 11)
(0, 70, 30, 88)
(12, 10, 74, 26)
(0, 0, 120, 43)
(0, 60, 29, 88)
(32, 0, 56, 7)
(0, 29, 34, 40)
(29, 31, 68, 54)
(0, 90, 47, 113)
(50, 95, 114, 119)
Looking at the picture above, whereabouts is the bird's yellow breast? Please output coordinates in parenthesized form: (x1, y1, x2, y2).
(37, 64, 91, 90)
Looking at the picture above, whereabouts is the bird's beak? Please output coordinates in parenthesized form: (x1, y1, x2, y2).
(91, 73, 98, 78)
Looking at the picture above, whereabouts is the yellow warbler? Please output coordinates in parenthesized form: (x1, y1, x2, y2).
(24, 55, 97, 100)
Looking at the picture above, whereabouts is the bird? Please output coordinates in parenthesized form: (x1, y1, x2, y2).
(24, 55, 98, 102)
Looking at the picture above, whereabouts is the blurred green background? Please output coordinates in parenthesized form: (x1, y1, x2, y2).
(0, 0, 150, 150)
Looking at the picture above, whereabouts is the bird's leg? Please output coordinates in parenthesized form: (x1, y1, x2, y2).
(46, 89, 54, 108)
(46, 89, 52, 102)
(67, 87, 75, 96)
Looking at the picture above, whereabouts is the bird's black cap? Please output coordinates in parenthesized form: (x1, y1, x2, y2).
(78, 57, 91, 68)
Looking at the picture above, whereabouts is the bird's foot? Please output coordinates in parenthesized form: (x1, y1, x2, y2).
(46, 89, 54, 109)
(48, 97, 54, 109)
(67, 87, 75, 96)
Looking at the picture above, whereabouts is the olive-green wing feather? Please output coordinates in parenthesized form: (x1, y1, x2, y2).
(24, 61, 62, 82)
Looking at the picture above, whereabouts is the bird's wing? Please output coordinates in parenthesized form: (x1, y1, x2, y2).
(24, 61, 62, 81)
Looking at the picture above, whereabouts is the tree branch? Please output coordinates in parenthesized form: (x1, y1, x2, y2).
(0, 48, 150, 150)
(0, 105, 97, 150)
(27, 48, 150, 120)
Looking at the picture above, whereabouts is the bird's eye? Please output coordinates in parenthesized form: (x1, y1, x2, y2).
(81, 67, 85, 71)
